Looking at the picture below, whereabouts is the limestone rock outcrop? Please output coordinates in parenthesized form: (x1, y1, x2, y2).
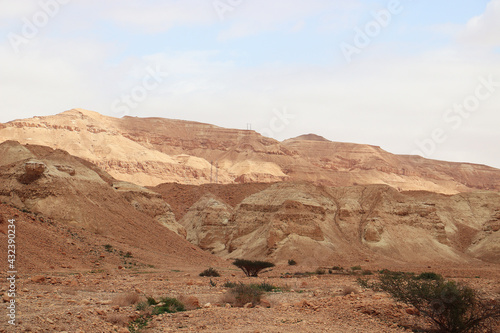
(177, 183, 500, 265)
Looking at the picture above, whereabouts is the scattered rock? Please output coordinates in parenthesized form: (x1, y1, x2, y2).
(31, 275, 45, 283)
(260, 299, 271, 308)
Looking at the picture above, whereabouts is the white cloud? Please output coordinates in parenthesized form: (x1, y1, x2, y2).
(216, 0, 360, 40)
(0, 1, 499, 169)
(90, 0, 215, 33)
(459, 0, 500, 47)
(0, 1, 39, 21)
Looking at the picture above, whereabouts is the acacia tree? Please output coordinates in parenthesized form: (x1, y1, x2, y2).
(232, 259, 275, 277)
(361, 271, 500, 333)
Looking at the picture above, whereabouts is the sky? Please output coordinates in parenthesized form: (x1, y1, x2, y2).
(1, 0, 499, 168)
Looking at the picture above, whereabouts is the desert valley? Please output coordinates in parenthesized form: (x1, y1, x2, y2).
(0, 108, 499, 333)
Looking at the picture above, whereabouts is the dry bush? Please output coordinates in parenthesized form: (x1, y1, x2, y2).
(221, 283, 263, 307)
(106, 313, 129, 327)
(221, 291, 237, 306)
(178, 295, 200, 310)
(342, 285, 359, 296)
(112, 292, 142, 307)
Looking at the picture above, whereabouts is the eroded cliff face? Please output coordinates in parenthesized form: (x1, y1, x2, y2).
(1, 108, 500, 194)
(179, 194, 232, 253)
(175, 183, 500, 265)
(0, 140, 185, 238)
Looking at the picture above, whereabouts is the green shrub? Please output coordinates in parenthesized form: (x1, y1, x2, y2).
(356, 277, 370, 289)
(223, 281, 237, 288)
(232, 259, 275, 277)
(365, 270, 500, 333)
(152, 297, 185, 315)
(288, 259, 297, 266)
(351, 265, 362, 271)
(199, 267, 220, 277)
(129, 296, 185, 332)
(136, 302, 148, 311)
(128, 315, 150, 333)
(146, 297, 158, 306)
(361, 270, 373, 276)
(250, 282, 278, 292)
(103, 244, 113, 252)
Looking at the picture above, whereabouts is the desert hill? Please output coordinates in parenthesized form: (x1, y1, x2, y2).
(0, 141, 498, 333)
(1, 108, 500, 194)
(0, 140, 220, 272)
(1, 138, 498, 269)
(152, 182, 500, 266)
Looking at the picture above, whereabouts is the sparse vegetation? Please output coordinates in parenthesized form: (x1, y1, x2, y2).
(288, 259, 297, 266)
(103, 244, 113, 252)
(112, 292, 141, 307)
(251, 282, 278, 292)
(152, 297, 185, 315)
(147, 296, 158, 306)
(223, 281, 238, 288)
(199, 267, 220, 277)
(232, 259, 275, 277)
(129, 296, 185, 332)
(415, 271, 442, 281)
(223, 283, 264, 307)
(128, 315, 150, 333)
(106, 313, 129, 326)
(351, 265, 362, 271)
(315, 268, 326, 275)
(359, 270, 500, 333)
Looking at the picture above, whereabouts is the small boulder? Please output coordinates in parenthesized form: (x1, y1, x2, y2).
(25, 161, 46, 177)
(260, 299, 271, 308)
(31, 275, 45, 283)
(20, 161, 47, 183)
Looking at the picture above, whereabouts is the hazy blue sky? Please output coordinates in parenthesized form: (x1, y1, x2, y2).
(1, 0, 499, 167)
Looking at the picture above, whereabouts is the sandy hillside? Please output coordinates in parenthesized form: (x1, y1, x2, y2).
(0, 140, 220, 271)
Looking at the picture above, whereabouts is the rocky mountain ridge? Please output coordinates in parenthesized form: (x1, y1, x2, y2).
(1, 108, 500, 194)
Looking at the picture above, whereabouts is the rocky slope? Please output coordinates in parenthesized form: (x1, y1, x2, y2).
(155, 182, 500, 265)
(0, 140, 219, 271)
(1, 108, 500, 194)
